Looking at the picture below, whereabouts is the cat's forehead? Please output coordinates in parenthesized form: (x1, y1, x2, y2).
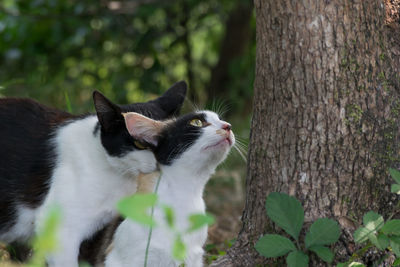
(177, 110, 220, 123)
(201, 111, 221, 123)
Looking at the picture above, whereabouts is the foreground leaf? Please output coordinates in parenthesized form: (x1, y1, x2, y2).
(391, 184, 400, 194)
(286, 250, 309, 267)
(187, 213, 215, 233)
(391, 239, 400, 257)
(255, 234, 296, 257)
(305, 218, 340, 248)
(309, 245, 334, 263)
(161, 205, 175, 229)
(354, 227, 372, 243)
(117, 193, 158, 226)
(363, 211, 384, 232)
(368, 233, 389, 250)
(391, 236, 400, 244)
(389, 168, 400, 184)
(34, 207, 61, 253)
(381, 220, 400, 235)
(29, 206, 62, 267)
(266, 192, 304, 240)
(349, 263, 366, 267)
(172, 235, 186, 261)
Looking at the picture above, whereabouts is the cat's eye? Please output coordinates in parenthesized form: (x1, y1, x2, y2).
(189, 119, 203, 127)
(134, 140, 148, 150)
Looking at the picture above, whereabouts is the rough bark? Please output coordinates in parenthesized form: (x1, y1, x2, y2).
(211, 0, 400, 266)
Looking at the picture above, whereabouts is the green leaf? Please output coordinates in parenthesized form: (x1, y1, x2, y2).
(286, 250, 309, 267)
(348, 263, 366, 267)
(309, 245, 334, 263)
(391, 239, 400, 257)
(117, 193, 158, 226)
(265, 192, 304, 240)
(368, 233, 389, 250)
(391, 184, 400, 194)
(381, 220, 400, 235)
(172, 235, 186, 261)
(391, 236, 400, 244)
(389, 168, 400, 184)
(363, 211, 384, 232)
(305, 218, 341, 248)
(161, 205, 175, 229)
(33, 206, 62, 253)
(255, 234, 296, 258)
(187, 213, 215, 233)
(336, 263, 347, 267)
(354, 227, 372, 243)
(29, 205, 62, 266)
(394, 258, 400, 266)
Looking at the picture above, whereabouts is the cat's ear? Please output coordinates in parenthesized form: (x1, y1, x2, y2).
(123, 112, 166, 146)
(154, 81, 187, 116)
(93, 90, 122, 132)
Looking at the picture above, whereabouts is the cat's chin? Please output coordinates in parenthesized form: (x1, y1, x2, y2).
(204, 137, 232, 151)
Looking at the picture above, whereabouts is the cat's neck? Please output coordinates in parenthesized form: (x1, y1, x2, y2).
(157, 162, 215, 201)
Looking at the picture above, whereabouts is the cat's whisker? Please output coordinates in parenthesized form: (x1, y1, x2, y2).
(233, 144, 247, 162)
(184, 96, 201, 112)
(210, 99, 231, 119)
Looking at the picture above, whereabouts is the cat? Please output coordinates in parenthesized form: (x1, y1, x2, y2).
(0, 81, 187, 267)
(101, 110, 235, 267)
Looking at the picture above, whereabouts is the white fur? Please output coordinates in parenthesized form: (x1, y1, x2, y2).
(0, 205, 36, 243)
(12, 115, 156, 267)
(106, 111, 234, 267)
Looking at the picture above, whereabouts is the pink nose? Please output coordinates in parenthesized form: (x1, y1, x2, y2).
(222, 123, 231, 132)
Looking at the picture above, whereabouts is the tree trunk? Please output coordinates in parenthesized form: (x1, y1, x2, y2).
(211, 0, 400, 266)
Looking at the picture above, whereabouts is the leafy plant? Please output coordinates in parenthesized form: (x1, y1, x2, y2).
(346, 170, 400, 261)
(28, 206, 62, 267)
(389, 168, 400, 195)
(255, 192, 340, 267)
(117, 173, 214, 266)
(336, 168, 400, 266)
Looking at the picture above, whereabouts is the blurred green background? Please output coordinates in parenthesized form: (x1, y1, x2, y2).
(0, 0, 254, 259)
(0, 0, 254, 115)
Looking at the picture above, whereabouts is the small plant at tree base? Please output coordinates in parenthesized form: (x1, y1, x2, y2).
(390, 168, 400, 195)
(336, 168, 400, 267)
(255, 192, 341, 267)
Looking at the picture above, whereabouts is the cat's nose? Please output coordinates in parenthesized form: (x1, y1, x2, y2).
(222, 123, 231, 132)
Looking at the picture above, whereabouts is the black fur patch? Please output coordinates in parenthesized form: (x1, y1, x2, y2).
(0, 98, 75, 232)
(79, 217, 123, 266)
(0, 81, 187, 236)
(154, 112, 206, 165)
(94, 81, 187, 157)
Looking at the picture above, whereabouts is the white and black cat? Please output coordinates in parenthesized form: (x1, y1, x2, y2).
(103, 110, 234, 267)
(0, 81, 187, 267)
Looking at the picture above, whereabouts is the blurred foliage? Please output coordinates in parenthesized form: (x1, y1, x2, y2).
(0, 0, 255, 115)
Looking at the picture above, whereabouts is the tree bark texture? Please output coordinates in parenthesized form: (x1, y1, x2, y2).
(211, 0, 400, 266)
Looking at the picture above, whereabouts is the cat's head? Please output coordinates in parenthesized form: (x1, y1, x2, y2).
(92, 81, 186, 174)
(123, 110, 235, 173)
(93, 81, 186, 156)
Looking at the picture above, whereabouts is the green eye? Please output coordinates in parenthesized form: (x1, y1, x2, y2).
(189, 119, 203, 127)
(134, 140, 148, 150)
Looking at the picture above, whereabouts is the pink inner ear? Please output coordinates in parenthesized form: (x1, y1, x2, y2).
(123, 112, 164, 146)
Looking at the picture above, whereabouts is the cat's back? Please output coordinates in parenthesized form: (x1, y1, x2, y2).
(0, 97, 73, 125)
(0, 98, 74, 233)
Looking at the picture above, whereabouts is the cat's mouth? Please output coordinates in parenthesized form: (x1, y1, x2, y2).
(205, 136, 233, 150)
